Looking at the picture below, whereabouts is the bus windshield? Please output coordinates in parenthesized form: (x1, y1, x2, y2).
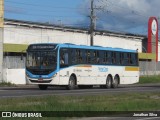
(26, 51, 57, 74)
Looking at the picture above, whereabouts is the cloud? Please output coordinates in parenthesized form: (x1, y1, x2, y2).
(79, 0, 160, 35)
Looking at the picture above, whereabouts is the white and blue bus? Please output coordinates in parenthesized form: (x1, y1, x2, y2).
(26, 43, 139, 90)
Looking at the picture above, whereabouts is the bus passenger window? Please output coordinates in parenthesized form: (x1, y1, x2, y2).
(87, 50, 91, 64)
(60, 49, 69, 68)
(60, 54, 64, 64)
(116, 52, 120, 65)
(64, 53, 68, 64)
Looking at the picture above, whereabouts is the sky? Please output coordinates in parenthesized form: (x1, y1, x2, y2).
(4, 0, 160, 36)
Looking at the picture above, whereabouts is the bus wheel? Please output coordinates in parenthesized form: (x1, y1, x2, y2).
(67, 76, 76, 90)
(111, 75, 119, 88)
(106, 75, 112, 89)
(38, 85, 48, 90)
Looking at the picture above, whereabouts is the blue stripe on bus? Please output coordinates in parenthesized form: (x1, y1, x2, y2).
(57, 44, 136, 53)
(29, 43, 137, 53)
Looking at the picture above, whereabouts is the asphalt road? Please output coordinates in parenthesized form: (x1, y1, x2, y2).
(0, 83, 160, 98)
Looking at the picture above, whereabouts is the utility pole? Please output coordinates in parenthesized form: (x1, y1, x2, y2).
(90, 0, 96, 46)
(0, 0, 4, 82)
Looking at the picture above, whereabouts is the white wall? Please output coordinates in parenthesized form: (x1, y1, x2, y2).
(4, 25, 142, 51)
(4, 25, 90, 45)
(94, 35, 142, 52)
(3, 69, 26, 84)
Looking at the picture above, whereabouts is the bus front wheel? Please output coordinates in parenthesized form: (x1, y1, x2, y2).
(38, 85, 48, 90)
(67, 76, 76, 90)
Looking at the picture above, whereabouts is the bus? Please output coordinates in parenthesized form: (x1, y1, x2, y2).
(26, 43, 139, 90)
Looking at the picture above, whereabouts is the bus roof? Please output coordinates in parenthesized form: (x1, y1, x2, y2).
(28, 43, 137, 53)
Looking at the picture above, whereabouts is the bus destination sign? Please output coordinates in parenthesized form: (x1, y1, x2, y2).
(28, 44, 57, 50)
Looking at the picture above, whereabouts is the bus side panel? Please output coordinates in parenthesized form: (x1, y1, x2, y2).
(106, 66, 123, 84)
(120, 66, 139, 84)
(59, 68, 70, 85)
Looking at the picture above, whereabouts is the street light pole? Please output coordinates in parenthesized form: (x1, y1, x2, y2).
(90, 0, 95, 46)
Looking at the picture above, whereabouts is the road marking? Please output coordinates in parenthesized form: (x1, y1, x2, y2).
(136, 117, 160, 120)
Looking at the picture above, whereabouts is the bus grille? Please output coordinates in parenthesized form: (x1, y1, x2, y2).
(29, 70, 52, 75)
(29, 79, 52, 83)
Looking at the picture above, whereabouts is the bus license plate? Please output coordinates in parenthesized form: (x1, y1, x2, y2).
(38, 78, 43, 81)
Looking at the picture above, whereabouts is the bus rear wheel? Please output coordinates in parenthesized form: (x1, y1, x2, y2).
(38, 85, 48, 90)
(67, 76, 76, 90)
(111, 75, 119, 88)
(106, 75, 112, 89)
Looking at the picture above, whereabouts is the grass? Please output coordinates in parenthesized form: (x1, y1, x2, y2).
(139, 75, 160, 84)
(0, 92, 160, 112)
(0, 82, 16, 87)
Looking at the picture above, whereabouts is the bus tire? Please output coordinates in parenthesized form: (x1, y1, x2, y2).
(106, 75, 112, 89)
(38, 85, 48, 90)
(111, 75, 119, 88)
(67, 76, 76, 90)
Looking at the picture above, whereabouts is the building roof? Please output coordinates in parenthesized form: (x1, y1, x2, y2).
(4, 18, 146, 40)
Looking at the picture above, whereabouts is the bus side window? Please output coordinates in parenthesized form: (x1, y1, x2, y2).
(121, 53, 125, 65)
(81, 50, 86, 64)
(60, 49, 69, 68)
(92, 51, 98, 64)
(115, 52, 120, 65)
(111, 52, 116, 64)
(77, 49, 83, 64)
(122, 53, 129, 66)
(86, 50, 91, 64)
(106, 51, 112, 65)
(71, 49, 76, 65)
(99, 51, 104, 64)
(130, 53, 137, 66)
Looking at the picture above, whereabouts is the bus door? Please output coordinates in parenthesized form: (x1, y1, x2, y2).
(59, 48, 69, 84)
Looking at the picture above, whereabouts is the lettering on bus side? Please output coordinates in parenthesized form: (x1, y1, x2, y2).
(98, 67, 108, 72)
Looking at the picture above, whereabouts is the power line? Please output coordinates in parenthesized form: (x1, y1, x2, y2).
(5, 10, 85, 18)
(5, 0, 84, 10)
(5, 5, 77, 13)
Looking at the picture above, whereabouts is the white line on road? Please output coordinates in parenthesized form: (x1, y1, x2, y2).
(136, 117, 160, 120)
